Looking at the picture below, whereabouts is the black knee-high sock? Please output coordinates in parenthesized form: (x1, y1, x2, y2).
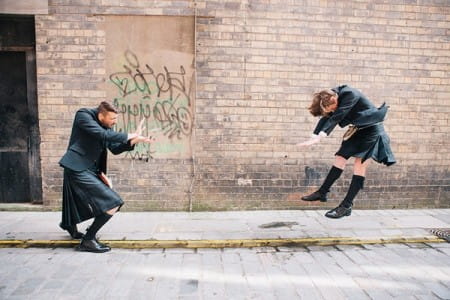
(340, 175, 365, 208)
(67, 225, 80, 236)
(318, 166, 343, 194)
(84, 213, 112, 240)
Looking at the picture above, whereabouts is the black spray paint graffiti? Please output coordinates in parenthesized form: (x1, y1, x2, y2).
(109, 50, 194, 160)
(112, 101, 155, 161)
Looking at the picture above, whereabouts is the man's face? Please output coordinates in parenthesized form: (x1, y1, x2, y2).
(98, 111, 118, 128)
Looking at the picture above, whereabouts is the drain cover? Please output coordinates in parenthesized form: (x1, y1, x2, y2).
(430, 228, 450, 242)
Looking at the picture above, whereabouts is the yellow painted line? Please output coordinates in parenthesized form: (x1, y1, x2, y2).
(0, 236, 445, 249)
(0, 240, 25, 247)
(0, 240, 78, 248)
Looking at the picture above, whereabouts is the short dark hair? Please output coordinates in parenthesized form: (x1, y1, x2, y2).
(98, 101, 118, 114)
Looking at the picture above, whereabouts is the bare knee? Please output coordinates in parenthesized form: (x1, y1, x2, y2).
(333, 155, 347, 170)
(353, 158, 369, 176)
(106, 206, 119, 216)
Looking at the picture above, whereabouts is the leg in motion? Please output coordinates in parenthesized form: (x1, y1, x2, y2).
(77, 207, 118, 253)
(59, 223, 84, 239)
(325, 158, 369, 218)
(302, 156, 347, 202)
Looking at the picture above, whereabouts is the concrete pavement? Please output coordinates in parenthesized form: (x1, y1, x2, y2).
(0, 243, 449, 299)
(0, 209, 449, 249)
(1, 209, 449, 299)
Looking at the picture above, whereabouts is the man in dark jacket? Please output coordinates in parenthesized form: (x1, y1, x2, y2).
(59, 101, 152, 252)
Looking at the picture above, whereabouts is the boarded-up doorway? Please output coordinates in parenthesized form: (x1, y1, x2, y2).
(0, 15, 42, 203)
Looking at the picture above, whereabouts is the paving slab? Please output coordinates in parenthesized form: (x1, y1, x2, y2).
(0, 209, 448, 248)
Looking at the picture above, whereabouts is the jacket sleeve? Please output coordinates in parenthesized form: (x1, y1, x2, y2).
(319, 90, 360, 135)
(313, 117, 329, 135)
(75, 109, 128, 144)
(108, 140, 135, 155)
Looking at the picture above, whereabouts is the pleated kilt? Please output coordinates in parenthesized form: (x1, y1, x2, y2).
(336, 123, 396, 166)
(61, 167, 124, 227)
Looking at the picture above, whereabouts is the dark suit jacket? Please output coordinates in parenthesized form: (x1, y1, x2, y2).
(59, 108, 134, 173)
(313, 85, 388, 135)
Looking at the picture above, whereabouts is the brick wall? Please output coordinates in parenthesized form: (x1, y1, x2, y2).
(37, 0, 450, 211)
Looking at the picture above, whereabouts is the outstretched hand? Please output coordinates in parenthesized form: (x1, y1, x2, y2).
(130, 127, 163, 145)
(127, 119, 146, 141)
(130, 135, 153, 145)
(297, 132, 327, 147)
(135, 118, 145, 136)
(297, 135, 321, 147)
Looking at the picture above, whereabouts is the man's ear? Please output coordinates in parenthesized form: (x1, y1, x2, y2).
(98, 112, 105, 123)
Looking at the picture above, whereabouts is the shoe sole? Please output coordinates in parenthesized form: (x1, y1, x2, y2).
(75, 245, 111, 253)
(300, 198, 327, 202)
(325, 211, 352, 219)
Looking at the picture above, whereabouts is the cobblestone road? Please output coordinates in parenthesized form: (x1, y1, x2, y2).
(0, 242, 449, 300)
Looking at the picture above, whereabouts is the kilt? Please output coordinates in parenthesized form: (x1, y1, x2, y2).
(336, 123, 396, 166)
(61, 167, 124, 227)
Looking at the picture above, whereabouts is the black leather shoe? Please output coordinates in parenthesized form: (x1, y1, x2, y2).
(76, 239, 111, 253)
(59, 223, 84, 239)
(325, 206, 352, 219)
(301, 191, 327, 202)
(94, 237, 108, 248)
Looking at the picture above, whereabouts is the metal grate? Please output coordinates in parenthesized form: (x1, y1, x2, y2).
(430, 229, 450, 242)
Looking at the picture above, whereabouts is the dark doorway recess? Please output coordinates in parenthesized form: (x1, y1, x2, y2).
(0, 15, 42, 203)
